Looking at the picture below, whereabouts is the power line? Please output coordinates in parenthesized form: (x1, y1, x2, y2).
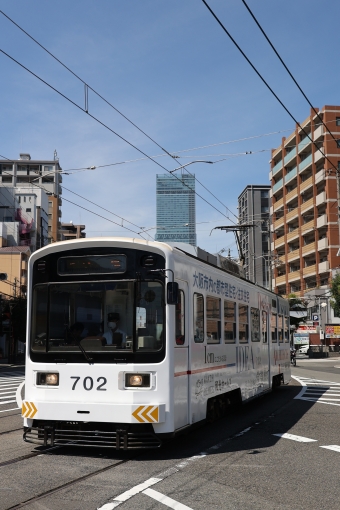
(201, 0, 340, 177)
(0, 48, 234, 223)
(240, 0, 340, 151)
(0, 9, 179, 165)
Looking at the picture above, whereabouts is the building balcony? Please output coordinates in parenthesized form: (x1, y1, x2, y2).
(276, 274, 287, 285)
(301, 219, 315, 235)
(274, 217, 284, 230)
(301, 197, 314, 214)
(21, 260, 27, 271)
(319, 260, 330, 273)
(272, 159, 283, 176)
(288, 270, 301, 282)
(21, 276, 27, 286)
(284, 150, 296, 167)
(286, 207, 299, 222)
(316, 191, 326, 207)
(317, 213, 328, 229)
(313, 125, 324, 142)
(314, 148, 324, 163)
(303, 264, 316, 276)
(273, 197, 284, 211)
(298, 137, 312, 153)
(274, 236, 285, 249)
(285, 188, 298, 204)
(288, 249, 300, 262)
(300, 176, 313, 194)
(302, 242, 315, 256)
(318, 237, 328, 251)
(273, 178, 284, 194)
(285, 166, 297, 184)
(299, 153, 312, 172)
(315, 168, 325, 185)
(287, 229, 299, 242)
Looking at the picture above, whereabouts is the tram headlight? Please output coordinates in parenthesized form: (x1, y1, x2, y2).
(37, 372, 59, 386)
(125, 373, 151, 388)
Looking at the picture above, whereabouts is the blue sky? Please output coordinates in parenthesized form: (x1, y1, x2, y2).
(1, 0, 339, 255)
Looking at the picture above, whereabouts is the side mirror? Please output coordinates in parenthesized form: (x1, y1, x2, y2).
(167, 282, 179, 305)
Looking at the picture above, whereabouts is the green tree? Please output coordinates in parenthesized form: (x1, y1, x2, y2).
(288, 293, 307, 330)
(330, 273, 340, 317)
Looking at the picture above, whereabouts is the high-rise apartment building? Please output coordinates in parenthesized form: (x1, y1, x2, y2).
(155, 174, 196, 246)
(0, 153, 62, 243)
(270, 105, 340, 296)
(238, 185, 271, 288)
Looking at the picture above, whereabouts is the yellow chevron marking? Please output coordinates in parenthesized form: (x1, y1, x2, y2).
(132, 405, 145, 423)
(150, 406, 159, 422)
(22, 401, 28, 417)
(22, 401, 38, 418)
(132, 405, 159, 423)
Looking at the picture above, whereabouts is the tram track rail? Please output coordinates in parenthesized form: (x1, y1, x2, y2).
(6, 451, 135, 509)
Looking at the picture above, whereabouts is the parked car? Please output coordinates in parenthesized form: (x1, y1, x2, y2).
(297, 345, 309, 355)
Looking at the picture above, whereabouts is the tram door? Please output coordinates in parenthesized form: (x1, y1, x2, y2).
(173, 281, 189, 429)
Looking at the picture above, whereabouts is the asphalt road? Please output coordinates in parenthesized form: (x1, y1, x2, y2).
(1, 360, 340, 510)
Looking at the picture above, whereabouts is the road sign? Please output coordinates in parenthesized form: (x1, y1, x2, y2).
(312, 314, 319, 321)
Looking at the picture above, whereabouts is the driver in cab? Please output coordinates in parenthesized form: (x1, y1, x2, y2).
(102, 313, 126, 347)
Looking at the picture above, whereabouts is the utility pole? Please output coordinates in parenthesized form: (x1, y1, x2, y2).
(210, 225, 256, 266)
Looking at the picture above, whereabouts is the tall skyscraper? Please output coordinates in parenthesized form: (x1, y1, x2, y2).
(155, 174, 196, 246)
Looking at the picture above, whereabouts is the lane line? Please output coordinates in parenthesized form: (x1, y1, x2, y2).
(273, 433, 317, 442)
(0, 399, 17, 405)
(0, 407, 19, 413)
(320, 445, 340, 453)
(143, 488, 193, 510)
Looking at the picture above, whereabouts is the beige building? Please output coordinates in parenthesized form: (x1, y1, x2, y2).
(60, 222, 86, 241)
(270, 105, 340, 297)
(0, 246, 30, 298)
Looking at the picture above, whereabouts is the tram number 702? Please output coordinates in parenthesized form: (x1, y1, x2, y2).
(71, 376, 107, 391)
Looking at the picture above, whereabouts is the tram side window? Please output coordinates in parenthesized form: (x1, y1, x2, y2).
(261, 310, 268, 343)
(239, 304, 249, 343)
(284, 316, 289, 342)
(271, 313, 277, 342)
(175, 290, 185, 345)
(278, 315, 284, 343)
(193, 293, 204, 343)
(31, 285, 48, 351)
(251, 307, 260, 342)
(224, 300, 236, 343)
(206, 296, 221, 344)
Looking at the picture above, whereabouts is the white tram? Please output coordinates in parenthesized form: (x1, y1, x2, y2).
(23, 238, 290, 449)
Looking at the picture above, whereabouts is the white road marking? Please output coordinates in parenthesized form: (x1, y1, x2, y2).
(320, 445, 340, 453)
(143, 488, 193, 510)
(0, 406, 19, 413)
(273, 433, 317, 443)
(0, 376, 24, 409)
(292, 376, 340, 406)
(97, 478, 162, 509)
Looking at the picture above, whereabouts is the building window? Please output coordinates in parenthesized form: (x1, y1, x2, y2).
(26, 208, 31, 212)
(337, 140, 340, 148)
(336, 117, 340, 126)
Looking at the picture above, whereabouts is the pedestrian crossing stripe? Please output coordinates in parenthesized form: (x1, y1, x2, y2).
(292, 376, 340, 407)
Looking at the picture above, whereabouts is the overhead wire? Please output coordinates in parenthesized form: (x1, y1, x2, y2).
(240, 0, 340, 150)
(0, 49, 236, 225)
(201, 0, 340, 177)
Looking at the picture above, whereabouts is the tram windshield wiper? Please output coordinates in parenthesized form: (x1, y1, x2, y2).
(77, 341, 93, 364)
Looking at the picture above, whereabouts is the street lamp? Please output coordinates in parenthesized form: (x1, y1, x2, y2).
(169, 160, 214, 173)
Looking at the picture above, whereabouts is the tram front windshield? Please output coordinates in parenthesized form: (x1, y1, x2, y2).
(31, 281, 164, 354)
